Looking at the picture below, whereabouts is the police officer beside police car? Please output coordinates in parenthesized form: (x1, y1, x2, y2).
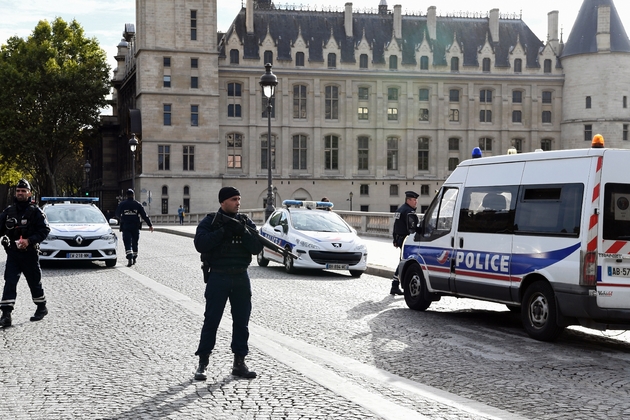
(115, 189, 154, 267)
(390, 190, 419, 296)
(0, 179, 51, 328)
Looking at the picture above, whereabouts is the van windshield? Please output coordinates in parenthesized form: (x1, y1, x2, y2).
(603, 183, 630, 241)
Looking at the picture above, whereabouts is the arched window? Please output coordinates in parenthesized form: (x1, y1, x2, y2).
(389, 55, 398, 70)
(162, 185, 168, 195)
(544, 59, 552, 73)
(327, 53, 336, 68)
(230, 49, 239, 64)
(184, 186, 190, 195)
(420, 56, 429, 70)
(514, 58, 522, 73)
(482, 58, 491, 72)
(295, 52, 304, 66)
(360, 54, 368, 69)
(264, 50, 273, 65)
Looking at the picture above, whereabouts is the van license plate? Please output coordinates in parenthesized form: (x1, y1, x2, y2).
(608, 267, 630, 277)
(327, 264, 349, 270)
(67, 253, 91, 258)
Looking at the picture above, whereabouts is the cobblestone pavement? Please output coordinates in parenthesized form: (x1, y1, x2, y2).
(1, 228, 629, 419)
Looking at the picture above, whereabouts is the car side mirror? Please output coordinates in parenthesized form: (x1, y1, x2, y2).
(407, 213, 419, 234)
(109, 219, 118, 226)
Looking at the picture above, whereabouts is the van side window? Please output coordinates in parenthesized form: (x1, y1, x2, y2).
(514, 184, 583, 236)
(458, 187, 517, 234)
(603, 183, 630, 240)
(421, 187, 458, 240)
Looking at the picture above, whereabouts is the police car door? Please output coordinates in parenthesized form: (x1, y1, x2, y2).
(409, 186, 460, 293)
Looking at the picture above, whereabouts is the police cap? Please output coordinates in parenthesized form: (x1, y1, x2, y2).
(126, 189, 134, 196)
(405, 190, 419, 199)
(16, 179, 31, 190)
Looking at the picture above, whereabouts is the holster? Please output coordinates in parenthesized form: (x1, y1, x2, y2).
(201, 261, 210, 283)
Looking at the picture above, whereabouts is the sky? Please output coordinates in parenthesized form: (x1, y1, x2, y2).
(1, 0, 629, 86)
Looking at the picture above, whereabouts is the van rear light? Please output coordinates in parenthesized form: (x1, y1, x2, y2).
(582, 251, 597, 286)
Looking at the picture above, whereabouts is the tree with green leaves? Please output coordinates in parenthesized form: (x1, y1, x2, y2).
(0, 18, 110, 197)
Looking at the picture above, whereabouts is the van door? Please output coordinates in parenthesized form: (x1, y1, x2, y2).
(408, 186, 460, 292)
(599, 152, 630, 309)
(454, 186, 517, 301)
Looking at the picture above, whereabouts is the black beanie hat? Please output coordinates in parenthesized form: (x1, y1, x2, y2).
(219, 186, 240, 203)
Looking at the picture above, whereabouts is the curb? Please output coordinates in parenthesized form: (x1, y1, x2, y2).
(154, 227, 394, 279)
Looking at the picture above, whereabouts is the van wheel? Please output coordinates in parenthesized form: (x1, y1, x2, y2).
(403, 265, 432, 311)
(521, 281, 565, 341)
(349, 270, 363, 278)
(283, 247, 295, 274)
(257, 251, 269, 267)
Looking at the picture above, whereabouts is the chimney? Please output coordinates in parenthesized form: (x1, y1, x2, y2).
(489, 8, 499, 43)
(597, 5, 611, 52)
(345, 3, 353, 38)
(246, 0, 254, 34)
(427, 6, 436, 40)
(394, 5, 402, 39)
(547, 11, 559, 52)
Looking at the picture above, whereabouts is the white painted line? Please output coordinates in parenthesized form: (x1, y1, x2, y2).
(120, 266, 525, 420)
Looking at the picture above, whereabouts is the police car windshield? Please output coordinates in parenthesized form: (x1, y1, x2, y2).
(44, 206, 106, 224)
(290, 211, 351, 233)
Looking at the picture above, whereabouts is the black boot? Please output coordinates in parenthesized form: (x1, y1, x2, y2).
(390, 280, 404, 296)
(30, 304, 48, 322)
(232, 354, 256, 379)
(194, 354, 209, 381)
(132, 257, 137, 265)
(0, 310, 11, 328)
(127, 259, 133, 267)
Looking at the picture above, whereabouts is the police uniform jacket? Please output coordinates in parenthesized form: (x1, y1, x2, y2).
(194, 209, 264, 271)
(392, 202, 416, 247)
(0, 199, 50, 253)
(116, 198, 152, 230)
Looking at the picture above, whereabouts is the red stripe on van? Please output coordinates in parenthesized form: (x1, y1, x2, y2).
(588, 237, 598, 252)
(589, 213, 598, 230)
(605, 241, 626, 254)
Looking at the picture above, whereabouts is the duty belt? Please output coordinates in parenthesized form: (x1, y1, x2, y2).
(210, 267, 248, 274)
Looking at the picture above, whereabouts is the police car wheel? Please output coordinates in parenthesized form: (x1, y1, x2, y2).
(257, 251, 269, 267)
(521, 280, 565, 342)
(402, 264, 432, 311)
(283, 247, 295, 274)
(105, 258, 117, 268)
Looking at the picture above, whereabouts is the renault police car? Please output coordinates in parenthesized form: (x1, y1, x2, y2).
(257, 200, 368, 276)
(39, 197, 118, 267)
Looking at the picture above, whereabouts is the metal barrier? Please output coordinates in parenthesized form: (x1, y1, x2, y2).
(149, 209, 397, 238)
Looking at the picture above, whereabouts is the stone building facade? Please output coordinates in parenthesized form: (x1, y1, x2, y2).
(107, 0, 629, 215)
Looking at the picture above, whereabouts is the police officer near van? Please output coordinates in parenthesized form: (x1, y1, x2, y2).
(0, 179, 51, 328)
(115, 189, 153, 267)
(390, 190, 419, 296)
(193, 187, 263, 381)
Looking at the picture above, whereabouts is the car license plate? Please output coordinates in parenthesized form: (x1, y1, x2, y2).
(67, 253, 91, 258)
(326, 264, 349, 270)
(608, 266, 630, 277)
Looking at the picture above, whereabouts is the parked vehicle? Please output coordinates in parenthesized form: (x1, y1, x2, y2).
(40, 197, 118, 267)
(398, 136, 630, 341)
(258, 200, 367, 277)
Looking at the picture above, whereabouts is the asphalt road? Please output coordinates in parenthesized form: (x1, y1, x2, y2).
(1, 229, 630, 419)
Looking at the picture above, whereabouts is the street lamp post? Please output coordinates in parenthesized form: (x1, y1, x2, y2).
(348, 191, 354, 211)
(260, 63, 278, 221)
(83, 160, 91, 196)
(128, 134, 139, 192)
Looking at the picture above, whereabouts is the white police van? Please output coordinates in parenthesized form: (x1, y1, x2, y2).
(399, 136, 630, 341)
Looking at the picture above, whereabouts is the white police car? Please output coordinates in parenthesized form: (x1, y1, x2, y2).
(39, 197, 118, 267)
(257, 200, 368, 276)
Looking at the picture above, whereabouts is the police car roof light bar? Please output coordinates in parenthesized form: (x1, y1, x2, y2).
(41, 197, 100, 203)
(282, 199, 333, 209)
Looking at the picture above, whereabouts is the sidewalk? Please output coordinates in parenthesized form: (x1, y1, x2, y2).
(153, 224, 398, 279)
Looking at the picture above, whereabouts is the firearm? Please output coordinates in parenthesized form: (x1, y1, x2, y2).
(214, 212, 298, 260)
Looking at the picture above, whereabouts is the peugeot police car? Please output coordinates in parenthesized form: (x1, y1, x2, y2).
(398, 135, 630, 341)
(258, 200, 368, 276)
(40, 197, 118, 267)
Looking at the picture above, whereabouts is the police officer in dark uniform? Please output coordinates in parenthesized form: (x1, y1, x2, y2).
(193, 186, 263, 381)
(115, 189, 153, 267)
(390, 190, 419, 296)
(0, 179, 51, 328)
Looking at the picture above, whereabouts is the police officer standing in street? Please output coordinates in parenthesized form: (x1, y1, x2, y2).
(115, 189, 153, 267)
(0, 179, 51, 328)
(193, 187, 263, 381)
(390, 190, 419, 296)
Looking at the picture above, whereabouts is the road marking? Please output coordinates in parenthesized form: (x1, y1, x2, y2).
(120, 266, 526, 420)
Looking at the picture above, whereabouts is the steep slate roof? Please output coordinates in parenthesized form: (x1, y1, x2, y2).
(562, 0, 630, 57)
(220, 5, 544, 69)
